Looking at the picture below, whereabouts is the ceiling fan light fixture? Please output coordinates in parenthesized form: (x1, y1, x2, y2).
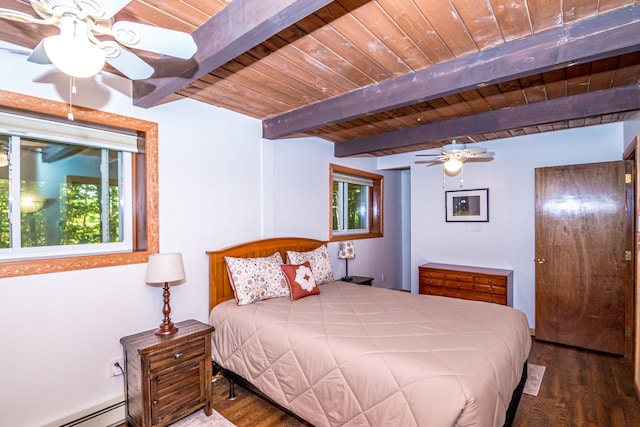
(444, 157, 463, 174)
(44, 16, 105, 78)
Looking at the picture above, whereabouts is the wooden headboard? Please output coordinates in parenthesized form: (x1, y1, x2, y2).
(206, 237, 327, 313)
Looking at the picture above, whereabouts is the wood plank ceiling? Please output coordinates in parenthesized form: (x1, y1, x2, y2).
(0, 0, 639, 157)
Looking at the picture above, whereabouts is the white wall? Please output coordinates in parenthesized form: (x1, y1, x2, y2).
(378, 124, 625, 327)
(266, 137, 403, 288)
(0, 42, 403, 426)
(624, 111, 640, 148)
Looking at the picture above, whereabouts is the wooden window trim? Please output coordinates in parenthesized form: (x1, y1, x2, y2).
(329, 163, 383, 242)
(0, 89, 159, 277)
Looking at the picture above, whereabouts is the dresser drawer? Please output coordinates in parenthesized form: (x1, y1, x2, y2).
(149, 337, 205, 373)
(475, 284, 507, 295)
(420, 269, 444, 279)
(444, 272, 474, 282)
(419, 284, 446, 296)
(471, 293, 507, 305)
(445, 280, 475, 291)
(475, 276, 507, 286)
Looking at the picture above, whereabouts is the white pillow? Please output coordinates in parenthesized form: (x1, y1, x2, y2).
(224, 252, 289, 306)
(286, 245, 335, 285)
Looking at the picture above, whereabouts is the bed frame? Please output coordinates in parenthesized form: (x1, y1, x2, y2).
(205, 237, 526, 427)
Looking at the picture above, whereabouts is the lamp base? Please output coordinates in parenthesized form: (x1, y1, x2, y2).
(155, 321, 178, 336)
(342, 276, 353, 282)
(156, 282, 178, 336)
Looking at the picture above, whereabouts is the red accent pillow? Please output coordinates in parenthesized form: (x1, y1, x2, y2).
(281, 262, 320, 300)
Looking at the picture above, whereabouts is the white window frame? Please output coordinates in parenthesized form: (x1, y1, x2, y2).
(329, 164, 383, 242)
(333, 172, 372, 235)
(0, 112, 136, 261)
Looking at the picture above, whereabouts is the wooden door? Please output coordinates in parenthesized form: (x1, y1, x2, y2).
(535, 161, 632, 355)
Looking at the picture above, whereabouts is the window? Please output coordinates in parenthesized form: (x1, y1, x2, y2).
(0, 89, 158, 277)
(329, 164, 383, 241)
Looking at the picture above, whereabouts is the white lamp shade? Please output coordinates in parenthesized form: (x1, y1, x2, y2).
(146, 253, 186, 284)
(338, 241, 355, 260)
(44, 17, 105, 78)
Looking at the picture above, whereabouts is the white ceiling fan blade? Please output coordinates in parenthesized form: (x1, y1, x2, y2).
(27, 39, 51, 64)
(463, 146, 487, 155)
(94, 0, 132, 19)
(0, 8, 51, 24)
(111, 21, 197, 59)
(468, 151, 495, 158)
(103, 41, 154, 80)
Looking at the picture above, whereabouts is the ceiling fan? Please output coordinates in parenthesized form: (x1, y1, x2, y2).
(416, 139, 495, 174)
(0, 0, 198, 80)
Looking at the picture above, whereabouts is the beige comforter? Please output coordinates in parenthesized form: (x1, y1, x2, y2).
(209, 281, 531, 427)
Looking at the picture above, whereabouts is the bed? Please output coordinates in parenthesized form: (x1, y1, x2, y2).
(206, 237, 531, 427)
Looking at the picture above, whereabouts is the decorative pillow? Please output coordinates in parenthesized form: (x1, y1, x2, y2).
(281, 262, 320, 300)
(224, 252, 289, 306)
(286, 245, 335, 285)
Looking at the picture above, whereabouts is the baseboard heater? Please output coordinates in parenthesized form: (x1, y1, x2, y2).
(44, 399, 125, 427)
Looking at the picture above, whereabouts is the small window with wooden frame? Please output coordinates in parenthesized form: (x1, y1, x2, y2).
(330, 164, 383, 242)
(0, 89, 158, 278)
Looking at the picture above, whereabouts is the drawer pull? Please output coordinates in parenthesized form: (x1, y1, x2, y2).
(174, 352, 184, 360)
(153, 400, 158, 405)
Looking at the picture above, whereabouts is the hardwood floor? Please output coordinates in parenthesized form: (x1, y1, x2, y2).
(211, 338, 640, 426)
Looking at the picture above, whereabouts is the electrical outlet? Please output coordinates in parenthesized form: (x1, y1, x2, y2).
(109, 357, 124, 377)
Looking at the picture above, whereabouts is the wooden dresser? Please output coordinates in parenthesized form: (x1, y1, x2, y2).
(419, 263, 513, 306)
(120, 319, 215, 427)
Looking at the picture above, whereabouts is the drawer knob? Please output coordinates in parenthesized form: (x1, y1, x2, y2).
(456, 283, 461, 288)
(153, 400, 158, 405)
(174, 352, 184, 359)
(488, 279, 492, 283)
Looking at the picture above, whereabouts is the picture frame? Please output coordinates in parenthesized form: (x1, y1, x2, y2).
(445, 188, 489, 222)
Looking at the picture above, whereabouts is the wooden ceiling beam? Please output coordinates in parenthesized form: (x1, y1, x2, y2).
(264, 6, 640, 140)
(334, 84, 640, 157)
(132, 0, 335, 108)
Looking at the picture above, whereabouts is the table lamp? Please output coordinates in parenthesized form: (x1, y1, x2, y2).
(338, 241, 355, 281)
(146, 253, 186, 336)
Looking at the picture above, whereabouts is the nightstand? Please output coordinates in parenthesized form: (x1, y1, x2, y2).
(120, 319, 215, 427)
(345, 276, 374, 286)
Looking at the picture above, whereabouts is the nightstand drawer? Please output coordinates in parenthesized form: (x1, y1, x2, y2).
(149, 337, 205, 372)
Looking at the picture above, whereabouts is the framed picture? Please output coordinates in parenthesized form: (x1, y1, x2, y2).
(445, 188, 489, 222)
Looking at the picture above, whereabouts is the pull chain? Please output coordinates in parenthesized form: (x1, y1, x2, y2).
(68, 76, 76, 121)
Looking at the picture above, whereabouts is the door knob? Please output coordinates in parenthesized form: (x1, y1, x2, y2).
(536, 258, 546, 264)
